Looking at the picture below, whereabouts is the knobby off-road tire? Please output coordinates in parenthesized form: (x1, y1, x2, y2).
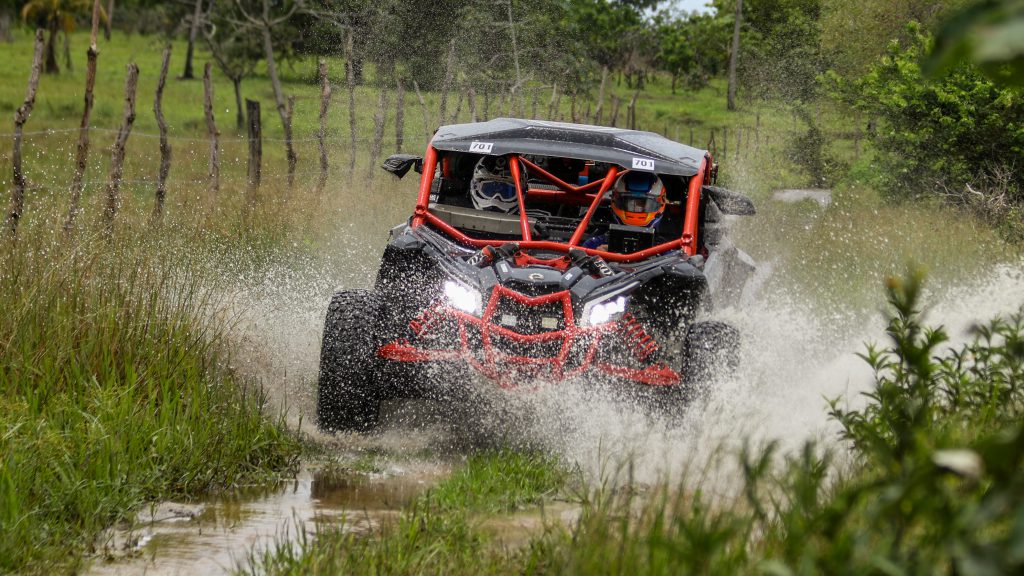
(317, 289, 386, 432)
(683, 320, 740, 389)
(647, 320, 740, 424)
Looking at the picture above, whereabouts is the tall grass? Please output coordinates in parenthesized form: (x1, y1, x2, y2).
(0, 229, 301, 572)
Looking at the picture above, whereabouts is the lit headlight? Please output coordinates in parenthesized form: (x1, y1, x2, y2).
(443, 280, 482, 315)
(583, 295, 628, 326)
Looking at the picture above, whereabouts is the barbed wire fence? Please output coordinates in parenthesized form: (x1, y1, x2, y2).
(2, 53, 865, 239)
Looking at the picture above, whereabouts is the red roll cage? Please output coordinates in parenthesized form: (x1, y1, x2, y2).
(410, 144, 712, 264)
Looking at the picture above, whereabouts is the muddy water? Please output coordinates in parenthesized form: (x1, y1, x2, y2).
(88, 464, 447, 575)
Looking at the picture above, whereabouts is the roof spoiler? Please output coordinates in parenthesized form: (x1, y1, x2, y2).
(703, 186, 756, 216)
(382, 154, 423, 179)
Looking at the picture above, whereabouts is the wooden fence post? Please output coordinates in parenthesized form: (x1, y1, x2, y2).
(152, 45, 171, 221)
(530, 88, 539, 119)
(5, 30, 43, 240)
(482, 87, 490, 121)
(467, 87, 477, 123)
(64, 0, 103, 237)
(203, 62, 220, 194)
(395, 78, 405, 152)
(316, 59, 331, 194)
(346, 30, 357, 173)
(609, 95, 621, 127)
(366, 87, 389, 181)
(102, 62, 139, 237)
(246, 99, 262, 198)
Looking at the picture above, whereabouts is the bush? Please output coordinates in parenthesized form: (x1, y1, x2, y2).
(834, 24, 1024, 207)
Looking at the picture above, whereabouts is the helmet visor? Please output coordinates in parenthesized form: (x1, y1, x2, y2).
(614, 194, 662, 214)
(478, 180, 519, 202)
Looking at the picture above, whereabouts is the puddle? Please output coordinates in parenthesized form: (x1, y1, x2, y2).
(478, 502, 583, 550)
(772, 188, 832, 207)
(87, 465, 446, 576)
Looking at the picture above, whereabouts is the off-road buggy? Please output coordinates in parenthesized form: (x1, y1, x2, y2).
(318, 118, 755, 432)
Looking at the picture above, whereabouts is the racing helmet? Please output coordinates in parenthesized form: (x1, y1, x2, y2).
(470, 156, 524, 213)
(611, 171, 666, 227)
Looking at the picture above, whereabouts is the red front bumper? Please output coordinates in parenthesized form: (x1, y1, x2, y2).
(377, 285, 680, 388)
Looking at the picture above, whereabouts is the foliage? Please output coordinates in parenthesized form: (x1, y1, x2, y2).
(820, 0, 972, 78)
(832, 24, 1024, 206)
(715, 0, 827, 103)
(927, 0, 1024, 87)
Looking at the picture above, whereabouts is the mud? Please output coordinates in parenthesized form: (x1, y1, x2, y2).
(88, 463, 447, 576)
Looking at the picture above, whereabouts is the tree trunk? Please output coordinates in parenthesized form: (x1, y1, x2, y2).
(727, 0, 743, 111)
(594, 66, 608, 123)
(246, 99, 262, 200)
(0, 11, 12, 43)
(104, 0, 114, 41)
(316, 59, 331, 195)
(258, 2, 296, 189)
(63, 31, 73, 72)
(438, 38, 455, 128)
(203, 62, 219, 194)
(5, 31, 44, 240)
(102, 63, 139, 237)
(152, 45, 172, 221)
(182, 0, 202, 79)
(467, 87, 476, 123)
(45, 21, 59, 74)
(395, 79, 405, 152)
(232, 76, 244, 131)
(64, 0, 103, 237)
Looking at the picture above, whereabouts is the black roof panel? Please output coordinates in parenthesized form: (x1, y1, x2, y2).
(431, 118, 706, 177)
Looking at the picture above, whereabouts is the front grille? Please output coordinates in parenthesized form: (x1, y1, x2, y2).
(491, 297, 566, 335)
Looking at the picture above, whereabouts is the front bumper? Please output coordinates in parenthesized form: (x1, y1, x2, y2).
(377, 285, 680, 388)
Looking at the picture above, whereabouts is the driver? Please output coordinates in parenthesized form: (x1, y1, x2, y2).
(469, 156, 525, 213)
(582, 171, 666, 250)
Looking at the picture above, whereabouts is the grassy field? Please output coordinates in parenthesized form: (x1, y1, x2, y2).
(0, 27, 1022, 574)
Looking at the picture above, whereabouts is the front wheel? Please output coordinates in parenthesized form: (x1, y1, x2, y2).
(683, 320, 740, 389)
(317, 289, 386, 432)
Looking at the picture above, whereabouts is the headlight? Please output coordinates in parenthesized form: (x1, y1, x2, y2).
(443, 280, 482, 316)
(583, 295, 628, 326)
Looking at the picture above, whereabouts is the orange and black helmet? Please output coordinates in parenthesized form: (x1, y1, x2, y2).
(611, 172, 666, 227)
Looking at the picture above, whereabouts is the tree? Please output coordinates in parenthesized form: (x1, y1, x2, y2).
(232, 0, 305, 185)
(726, 0, 742, 109)
(21, 0, 97, 73)
(204, 1, 260, 130)
(181, 0, 207, 79)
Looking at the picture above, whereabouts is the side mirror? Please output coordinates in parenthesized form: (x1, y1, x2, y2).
(703, 185, 755, 216)
(382, 154, 423, 179)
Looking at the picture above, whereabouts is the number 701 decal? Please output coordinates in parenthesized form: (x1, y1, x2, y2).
(469, 141, 494, 153)
(632, 157, 655, 170)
